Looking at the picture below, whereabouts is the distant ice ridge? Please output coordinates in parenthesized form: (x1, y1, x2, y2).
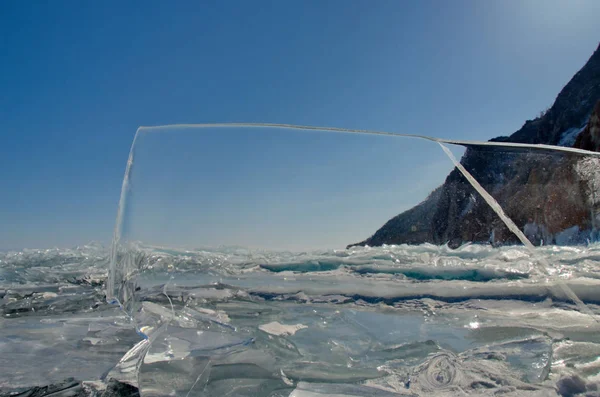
(0, 243, 108, 286)
(6, 242, 600, 303)
(124, 241, 600, 279)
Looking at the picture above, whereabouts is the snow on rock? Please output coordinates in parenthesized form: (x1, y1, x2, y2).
(558, 124, 587, 147)
(555, 226, 586, 246)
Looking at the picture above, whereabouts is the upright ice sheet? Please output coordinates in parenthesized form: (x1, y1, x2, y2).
(105, 124, 600, 396)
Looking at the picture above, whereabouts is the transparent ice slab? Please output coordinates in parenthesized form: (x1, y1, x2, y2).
(105, 124, 600, 395)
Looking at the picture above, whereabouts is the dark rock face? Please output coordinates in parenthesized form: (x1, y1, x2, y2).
(1, 379, 82, 397)
(511, 44, 600, 145)
(350, 43, 600, 249)
(575, 100, 600, 152)
(0, 379, 140, 397)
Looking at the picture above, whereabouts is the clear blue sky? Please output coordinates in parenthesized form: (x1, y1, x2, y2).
(1, 0, 599, 250)
(123, 125, 459, 251)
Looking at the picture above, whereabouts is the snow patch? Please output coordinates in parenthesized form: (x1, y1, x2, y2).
(558, 125, 587, 147)
(555, 226, 583, 246)
(460, 194, 476, 217)
(259, 321, 307, 336)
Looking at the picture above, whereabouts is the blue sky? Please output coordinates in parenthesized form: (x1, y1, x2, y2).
(123, 125, 457, 250)
(1, 1, 600, 250)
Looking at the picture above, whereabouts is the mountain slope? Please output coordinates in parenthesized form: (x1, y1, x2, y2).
(350, 43, 600, 249)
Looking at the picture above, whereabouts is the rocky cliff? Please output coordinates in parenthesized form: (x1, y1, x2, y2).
(350, 43, 600, 249)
